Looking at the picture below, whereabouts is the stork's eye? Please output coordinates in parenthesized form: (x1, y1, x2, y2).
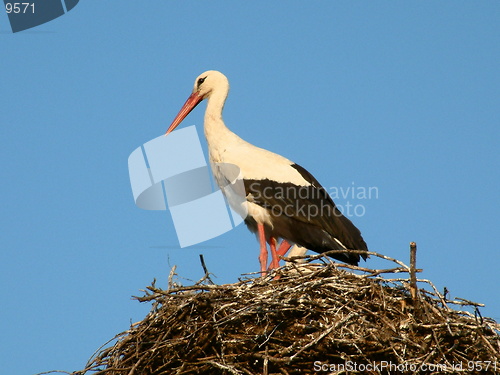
(197, 77, 206, 87)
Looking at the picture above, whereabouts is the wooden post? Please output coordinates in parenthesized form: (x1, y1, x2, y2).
(409, 242, 418, 304)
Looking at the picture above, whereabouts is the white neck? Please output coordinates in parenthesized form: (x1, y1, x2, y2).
(203, 86, 241, 153)
(204, 88, 226, 128)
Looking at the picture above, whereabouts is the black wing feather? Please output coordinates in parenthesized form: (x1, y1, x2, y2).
(243, 163, 368, 265)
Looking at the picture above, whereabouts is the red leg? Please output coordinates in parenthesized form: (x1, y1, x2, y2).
(257, 223, 268, 276)
(268, 237, 280, 270)
(276, 239, 292, 257)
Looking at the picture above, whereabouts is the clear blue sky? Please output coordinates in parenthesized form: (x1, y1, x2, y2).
(1, 2, 499, 374)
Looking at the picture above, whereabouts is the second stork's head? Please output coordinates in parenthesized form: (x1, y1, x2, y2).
(166, 70, 229, 135)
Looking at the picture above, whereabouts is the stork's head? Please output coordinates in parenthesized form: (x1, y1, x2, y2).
(192, 70, 229, 99)
(166, 70, 229, 135)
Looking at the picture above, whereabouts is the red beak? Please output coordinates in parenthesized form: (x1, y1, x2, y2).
(165, 92, 204, 135)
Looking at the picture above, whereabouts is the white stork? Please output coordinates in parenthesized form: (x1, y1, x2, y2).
(166, 71, 368, 275)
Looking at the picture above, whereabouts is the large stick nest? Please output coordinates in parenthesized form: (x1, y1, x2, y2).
(76, 251, 500, 375)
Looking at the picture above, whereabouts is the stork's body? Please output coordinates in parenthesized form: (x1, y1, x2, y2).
(167, 71, 368, 274)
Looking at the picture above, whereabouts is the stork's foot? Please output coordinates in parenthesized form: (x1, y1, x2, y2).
(257, 223, 268, 276)
(268, 237, 280, 270)
(263, 239, 292, 280)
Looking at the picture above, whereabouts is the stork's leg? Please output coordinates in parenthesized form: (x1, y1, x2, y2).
(268, 239, 292, 273)
(276, 239, 292, 257)
(257, 223, 268, 276)
(268, 237, 280, 270)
